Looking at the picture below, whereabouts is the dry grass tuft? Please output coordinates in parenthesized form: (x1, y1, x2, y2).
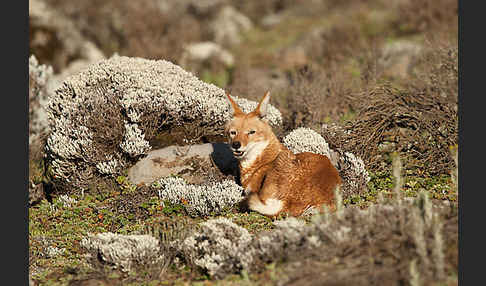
(334, 82, 457, 175)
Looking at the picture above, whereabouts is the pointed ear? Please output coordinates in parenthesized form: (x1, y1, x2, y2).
(254, 91, 271, 119)
(225, 92, 245, 117)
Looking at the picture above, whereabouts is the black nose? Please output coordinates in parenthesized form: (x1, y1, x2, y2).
(232, 141, 241, 149)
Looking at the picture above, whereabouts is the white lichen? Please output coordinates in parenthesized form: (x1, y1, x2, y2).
(29, 55, 52, 89)
(96, 156, 122, 175)
(80, 232, 163, 272)
(46, 123, 93, 160)
(283, 127, 331, 158)
(342, 152, 370, 183)
(154, 177, 244, 217)
(179, 218, 254, 278)
(119, 123, 151, 157)
(170, 195, 453, 280)
(35, 236, 66, 258)
(44, 246, 66, 258)
(57, 194, 77, 208)
(336, 151, 371, 198)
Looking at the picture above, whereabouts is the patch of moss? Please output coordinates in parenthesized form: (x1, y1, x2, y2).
(225, 211, 275, 234)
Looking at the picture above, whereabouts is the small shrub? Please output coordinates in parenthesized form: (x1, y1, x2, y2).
(80, 232, 165, 272)
(283, 127, 331, 158)
(178, 218, 254, 279)
(319, 124, 371, 197)
(276, 65, 355, 131)
(153, 177, 244, 217)
(332, 82, 457, 176)
(176, 195, 456, 283)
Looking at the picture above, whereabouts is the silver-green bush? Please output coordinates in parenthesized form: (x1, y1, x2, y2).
(80, 232, 164, 272)
(153, 177, 244, 217)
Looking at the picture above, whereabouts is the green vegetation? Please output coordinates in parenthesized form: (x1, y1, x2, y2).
(344, 171, 456, 207)
(29, 162, 457, 284)
(200, 68, 232, 88)
(29, 186, 281, 284)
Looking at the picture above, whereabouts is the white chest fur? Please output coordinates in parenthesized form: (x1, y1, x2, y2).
(240, 140, 269, 170)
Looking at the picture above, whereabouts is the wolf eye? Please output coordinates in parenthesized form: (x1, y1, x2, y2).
(230, 130, 237, 136)
(248, 130, 256, 135)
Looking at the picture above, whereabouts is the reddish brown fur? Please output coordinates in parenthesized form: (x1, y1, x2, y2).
(225, 92, 342, 217)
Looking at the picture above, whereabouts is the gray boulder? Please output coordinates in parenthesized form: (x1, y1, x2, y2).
(80, 232, 163, 272)
(128, 143, 238, 186)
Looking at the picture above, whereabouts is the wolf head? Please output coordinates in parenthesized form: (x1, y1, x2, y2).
(225, 91, 276, 162)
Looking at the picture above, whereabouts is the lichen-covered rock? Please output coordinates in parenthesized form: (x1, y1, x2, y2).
(45, 55, 281, 190)
(153, 177, 244, 217)
(127, 142, 238, 186)
(80, 232, 163, 272)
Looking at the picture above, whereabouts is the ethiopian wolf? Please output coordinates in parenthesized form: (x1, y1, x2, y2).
(225, 91, 341, 217)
